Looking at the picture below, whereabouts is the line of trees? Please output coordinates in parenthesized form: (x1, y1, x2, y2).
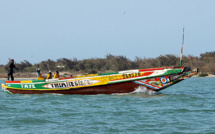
(0, 51, 215, 75)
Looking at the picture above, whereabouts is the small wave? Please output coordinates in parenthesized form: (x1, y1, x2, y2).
(50, 93, 64, 96)
(112, 86, 158, 96)
(132, 86, 157, 95)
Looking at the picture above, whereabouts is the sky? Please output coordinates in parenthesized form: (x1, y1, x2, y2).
(0, 0, 215, 64)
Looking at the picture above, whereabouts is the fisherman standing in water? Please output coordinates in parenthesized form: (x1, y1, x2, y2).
(7, 59, 19, 81)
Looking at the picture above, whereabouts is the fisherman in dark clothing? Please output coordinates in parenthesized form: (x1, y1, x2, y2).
(7, 59, 18, 81)
(36, 65, 40, 77)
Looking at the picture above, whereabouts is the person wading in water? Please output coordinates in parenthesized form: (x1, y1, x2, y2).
(7, 59, 19, 81)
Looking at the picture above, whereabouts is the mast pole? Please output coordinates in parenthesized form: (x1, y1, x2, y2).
(180, 27, 184, 66)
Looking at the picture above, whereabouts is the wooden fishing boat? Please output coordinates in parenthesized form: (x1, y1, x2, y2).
(1, 66, 198, 95)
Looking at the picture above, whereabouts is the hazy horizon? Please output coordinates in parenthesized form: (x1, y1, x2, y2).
(1, 0, 214, 64)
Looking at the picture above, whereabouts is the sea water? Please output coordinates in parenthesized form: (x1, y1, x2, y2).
(0, 77, 215, 134)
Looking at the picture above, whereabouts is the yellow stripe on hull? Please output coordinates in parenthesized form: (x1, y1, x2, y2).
(21, 81, 32, 83)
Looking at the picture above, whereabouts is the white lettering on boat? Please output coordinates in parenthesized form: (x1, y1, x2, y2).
(43, 79, 99, 89)
(21, 84, 36, 89)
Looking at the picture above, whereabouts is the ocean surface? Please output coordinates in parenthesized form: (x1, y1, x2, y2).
(0, 77, 215, 134)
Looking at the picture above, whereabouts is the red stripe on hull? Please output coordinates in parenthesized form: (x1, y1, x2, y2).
(139, 68, 165, 72)
(5, 81, 20, 83)
(59, 77, 74, 80)
(141, 71, 154, 76)
(6, 81, 144, 95)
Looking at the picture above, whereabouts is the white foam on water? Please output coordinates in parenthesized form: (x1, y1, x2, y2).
(132, 86, 157, 95)
(50, 93, 64, 96)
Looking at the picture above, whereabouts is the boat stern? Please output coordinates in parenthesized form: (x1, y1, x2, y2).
(1, 83, 5, 90)
(1, 83, 8, 92)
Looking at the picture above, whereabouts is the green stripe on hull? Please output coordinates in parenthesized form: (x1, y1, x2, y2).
(7, 83, 48, 90)
(32, 80, 45, 82)
(163, 69, 182, 75)
(98, 72, 119, 76)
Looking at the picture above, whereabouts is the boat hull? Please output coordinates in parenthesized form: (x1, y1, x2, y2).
(5, 81, 140, 95)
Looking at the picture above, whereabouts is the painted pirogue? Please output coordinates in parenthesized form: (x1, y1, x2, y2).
(1, 66, 198, 95)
